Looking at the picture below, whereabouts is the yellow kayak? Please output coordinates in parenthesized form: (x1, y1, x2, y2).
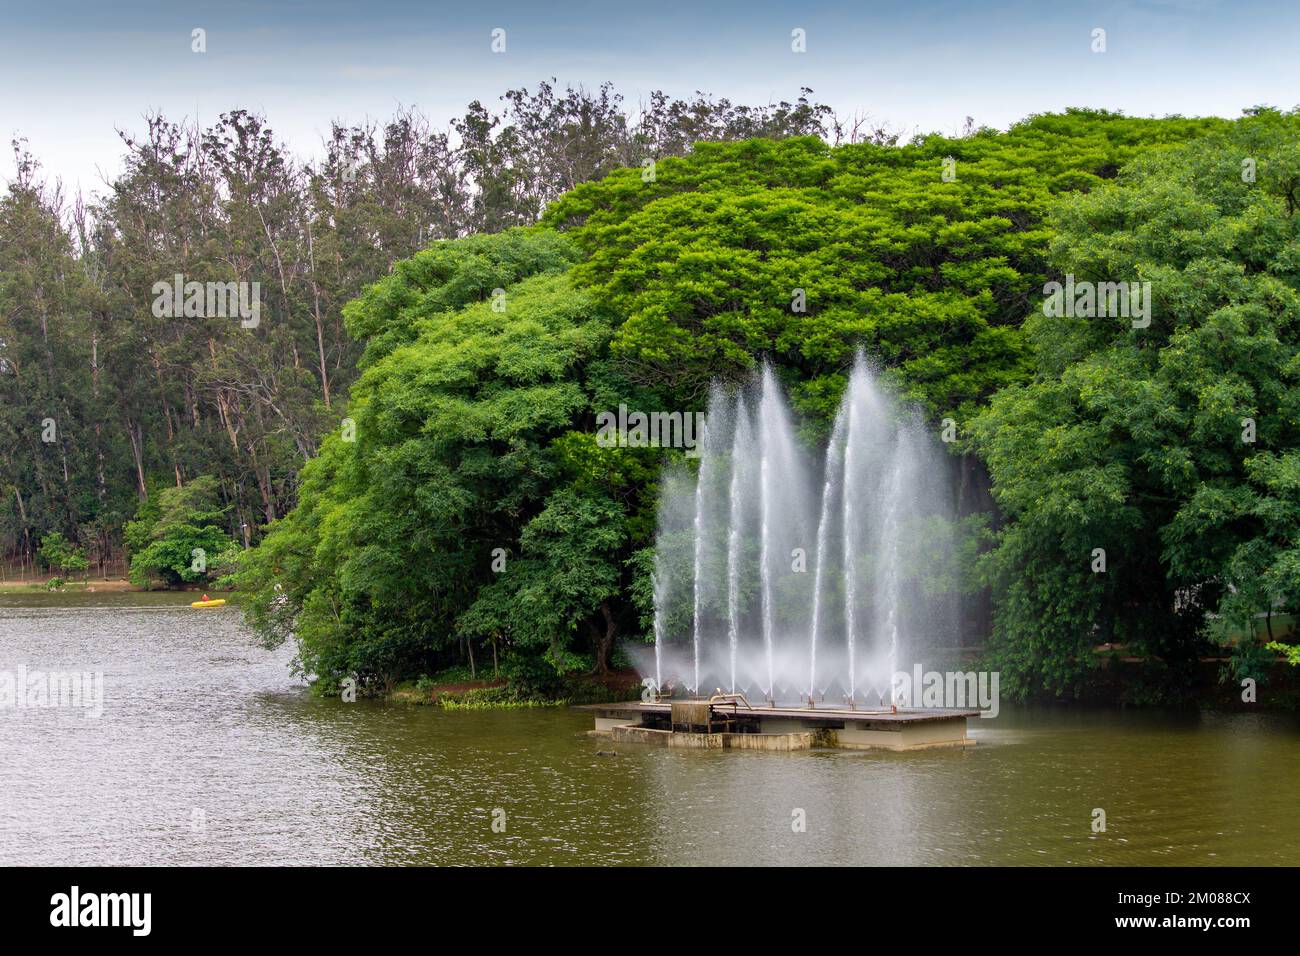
(191, 599, 227, 608)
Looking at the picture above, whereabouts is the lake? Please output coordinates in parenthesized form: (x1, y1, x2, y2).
(2, 591, 1297, 866)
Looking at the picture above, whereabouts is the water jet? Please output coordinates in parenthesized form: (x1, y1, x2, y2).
(588, 351, 971, 751)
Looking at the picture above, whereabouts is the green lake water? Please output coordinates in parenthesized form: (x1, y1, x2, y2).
(1, 591, 1297, 865)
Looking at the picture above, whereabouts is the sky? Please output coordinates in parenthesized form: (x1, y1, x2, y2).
(2, 0, 1298, 196)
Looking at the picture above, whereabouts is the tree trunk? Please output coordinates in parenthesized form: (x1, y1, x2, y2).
(127, 419, 147, 500)
(595, 600, 618, 674)
(152, 355, 182, 487)
(91, 332, 107, 505)
(12, 483, 32, 571)
(305, 219, 332, 409)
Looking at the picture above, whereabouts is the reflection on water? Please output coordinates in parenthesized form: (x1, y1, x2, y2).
(2, 592, 1298, 865)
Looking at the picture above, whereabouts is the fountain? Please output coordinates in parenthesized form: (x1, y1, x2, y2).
(651, 350, 959, 707)
(586, 351, 975, 752)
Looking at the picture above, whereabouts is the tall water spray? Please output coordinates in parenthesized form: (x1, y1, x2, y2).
(808, 410, 846, 697)
(725, 395, 753, 693)
(651, 352, 958, 704)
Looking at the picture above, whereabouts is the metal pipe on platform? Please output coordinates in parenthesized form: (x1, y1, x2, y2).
(707, 692, 754, 711)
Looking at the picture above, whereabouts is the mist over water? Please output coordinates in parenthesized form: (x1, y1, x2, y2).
(652, 352, 959, 704)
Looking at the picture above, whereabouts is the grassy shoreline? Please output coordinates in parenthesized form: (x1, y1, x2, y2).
(0, 577, 135, 591)
(388, 671, 641, 709)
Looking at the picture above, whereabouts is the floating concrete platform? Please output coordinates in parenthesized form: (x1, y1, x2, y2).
(579, 699, 979, 752)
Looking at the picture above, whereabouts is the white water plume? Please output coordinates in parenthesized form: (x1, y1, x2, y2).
(651, 352, 958, 705)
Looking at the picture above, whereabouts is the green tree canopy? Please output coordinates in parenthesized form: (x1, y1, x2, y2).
(233, 229, 662, 689)
(235, 109, 1296, 701)
(971, 108, 1300, 698)
(37, 531, 88, 578)
(546, 110, 1228, 425)
(127, 475, 237, 587)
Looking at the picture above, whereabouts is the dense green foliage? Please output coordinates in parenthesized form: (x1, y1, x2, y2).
(230, 231, 663, 689)
(9, 83, 1295, 701)
(126, 475, 238, 587)
(235, 107, 1300, 698)
(1, 83, 830, 577)
(971, 108, 1300, 698)
(546, 110, 1227, 425)
(37, 531, 87, 578)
